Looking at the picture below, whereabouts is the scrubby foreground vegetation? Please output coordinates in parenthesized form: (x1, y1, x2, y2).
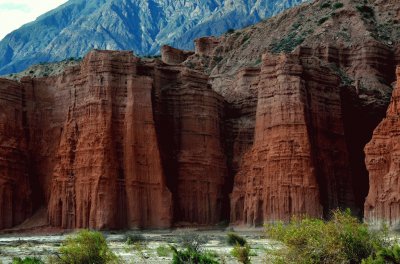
(265, 210, 398, 264)
(2, 212, 399, 264)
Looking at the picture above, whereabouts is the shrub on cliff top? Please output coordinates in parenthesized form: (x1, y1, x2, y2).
(265, 210, 390, 264)
(55, 230, 119, 264)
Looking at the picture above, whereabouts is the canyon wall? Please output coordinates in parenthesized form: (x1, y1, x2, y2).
(364, 66, 400, 228)
(0, 80, 31, 229)
(0, 50, 228, 230)
(0, 43, 398, 230)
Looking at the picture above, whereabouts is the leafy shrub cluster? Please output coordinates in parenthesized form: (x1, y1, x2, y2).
(227, 232, 247, 246)
(53, 230, 119, 264)
(356, 4, 375, 19)
(156, 245, 172, 257)
(231, 244, 251, 264)
(270, 31, 305, 53)
(170, 246, 219, 264)
(333, 2, 344, 9)
(12, 257, 44, 264)
(363, 244, 400, 264)
(318, 16, 330, 25)
(227, 233, 251, 264)
(170, 233, 218, 264)
(265, 210, 390, 264)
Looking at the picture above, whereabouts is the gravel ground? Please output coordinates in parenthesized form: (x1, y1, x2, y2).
(0, 229, 281, 264)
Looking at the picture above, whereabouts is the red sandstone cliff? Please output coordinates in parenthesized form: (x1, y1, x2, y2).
(44, 51, 173, 229)
(0, 79, 32, 229)
(364, 67, 400, 228)
(1, 0, 400, 230)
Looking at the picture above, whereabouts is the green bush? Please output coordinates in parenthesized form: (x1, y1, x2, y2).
(226, 28, 235, 34)
(333, 2, 344, 9)
(265, 210, 389, 264)
(270, 31, 305, 53)
(176, 233, 209, 252)
(356, 5, 375, 19)
(227, 232, 247, 246)
(56, 230, 118, 264)
(320, 2, 331, 9)
(156, 245, 172, 257)
(318, 16, 330, 25)
(170, 246, 219, 264)
(231, 244, 251, 264)
(171, 233, 218, 264)
(12, 257, 44, 264)
(362, 244, 400, 264)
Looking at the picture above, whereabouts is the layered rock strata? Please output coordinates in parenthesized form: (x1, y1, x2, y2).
(0, 79, 32, 229)
(0, 38, 399, 230)
(153, 68, 227, 225)
(0, 50, 230, 229)
(230, 53, 356, 225)
(364, 66, 400, 228)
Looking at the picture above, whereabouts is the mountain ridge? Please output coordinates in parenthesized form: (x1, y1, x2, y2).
(0, 0, 307, 75)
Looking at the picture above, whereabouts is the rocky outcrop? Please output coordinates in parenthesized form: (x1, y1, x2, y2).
(364, 66, 400, 228)
(161, 46, 194, 65)
(195, 37, 222, 57)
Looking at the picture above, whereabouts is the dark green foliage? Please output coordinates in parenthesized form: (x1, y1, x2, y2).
(55, 230, 118, 264)
(12, 257, 44, 264)
(270, 32, 305, 53)
(170, 246, 219, 264)
(318, 16, 330, 25)
(320, 2, 331, 9)
(214, 56, 223, 63)
(363, 244, 400, 264)
(125, 233, 146, 245)
(242, 35, 250, 44)
(176, 233, 209, 252)
(356, 5, 375, 19)
(171, 233, 217, 264)
(227, 28, 235, 34)
(231, 244, 251, 264)
(227, 232, 247, 246)
(333, 2, 344, 9)
(265, 210, 389, 264)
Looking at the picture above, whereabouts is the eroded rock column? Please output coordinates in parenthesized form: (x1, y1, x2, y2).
(365, 66, 400, 228)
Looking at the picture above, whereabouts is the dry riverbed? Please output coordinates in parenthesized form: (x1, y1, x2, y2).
(0, 229, 280, 263)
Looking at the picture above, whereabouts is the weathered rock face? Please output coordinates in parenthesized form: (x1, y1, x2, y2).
(161, 46, 194, 65)
(230, 53, 358, 225)
(0, 79, 32, 229)
(194, 37, 222, 57)
(364, 67, 400, 228)
(0, 49, 231, 230)
(46, 51, 174, 229)
(152, 67, 227, 225)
